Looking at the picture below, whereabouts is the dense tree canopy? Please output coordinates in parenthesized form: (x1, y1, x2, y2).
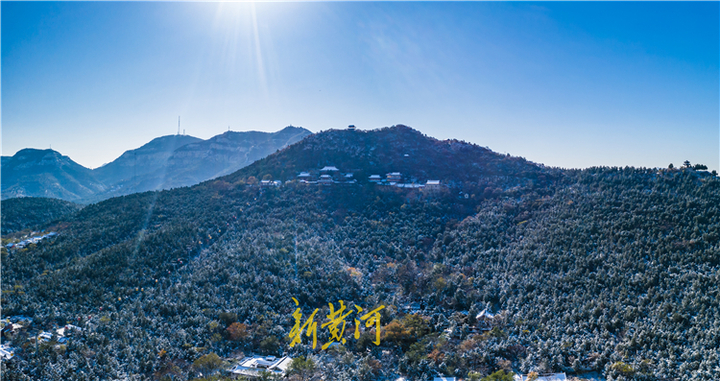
(1, 127, 718, 380)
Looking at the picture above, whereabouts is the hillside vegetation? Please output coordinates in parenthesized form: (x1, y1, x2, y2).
(1, 126, 718, 381)
(1, 197, 83, 235)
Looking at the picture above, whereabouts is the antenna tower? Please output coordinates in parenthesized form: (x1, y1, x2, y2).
(177, 116, 181, 135)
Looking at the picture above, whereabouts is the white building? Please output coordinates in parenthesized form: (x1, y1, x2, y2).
(514, 373, 567, 381)
(37, 331, 53, 342)
(229, 355, 293, 379)
(425, 180, 441, 188)
(56, 324, 82, 337)
(0, 344, 14, 360)
(476, 308, 495, 320)
(386, 172, 402, 182)
(319, 174, 334, 185)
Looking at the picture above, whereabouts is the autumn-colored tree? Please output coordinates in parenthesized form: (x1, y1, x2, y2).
(383, 320, 407, 343)
(427, 348, 444, 364)
(226, 322, 248, 341)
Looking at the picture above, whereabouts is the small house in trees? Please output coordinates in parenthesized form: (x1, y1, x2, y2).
(387, 172, 402, 182)
(403, 302, 423, 313)
(0, 344, 14, 360)
(343, 173, 357, 184)
(56, 324, 82, 337)
(425, 180, 441, 189)
(513, 373, 567, 381)
(369, 175, 382, 183)
(229, 355, 293, 379)
(433, 377, 457, 381)
(260, 179, 281, 187)
(37, 331, 53, 342)
(476, 309, 495, 320)
(319, 174, 334, 185)
(297, 172, 312, 183)
(348, 124, 356, 130)
(320, 166, 339, 172)
(475, 309, 497, 331)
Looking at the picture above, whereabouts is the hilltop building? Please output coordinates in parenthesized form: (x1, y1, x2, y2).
(425, 180, 441, 189)
(387, 172, 402, 182)
(319, 174, 334, 185)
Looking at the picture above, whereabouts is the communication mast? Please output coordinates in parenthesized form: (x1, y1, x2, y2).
(178, 116, 181, 135)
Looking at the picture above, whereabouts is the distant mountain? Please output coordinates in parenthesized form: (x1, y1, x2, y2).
(98, 126, 311, 198)
(1, 149, 107, 202)
(163, 126, 313, 187)
(2, 127, 312, 202)
(91, 134, 204, 199)
(93, 134, 203, 187)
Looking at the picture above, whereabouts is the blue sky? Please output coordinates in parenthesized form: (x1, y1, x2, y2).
(2, 1, 718, 172)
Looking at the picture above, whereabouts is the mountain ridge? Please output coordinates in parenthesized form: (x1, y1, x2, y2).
(2, 126, 312, 202)
(1, 148, 108, 201)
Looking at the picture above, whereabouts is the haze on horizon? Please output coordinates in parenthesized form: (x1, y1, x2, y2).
(2, 2, 718, 172)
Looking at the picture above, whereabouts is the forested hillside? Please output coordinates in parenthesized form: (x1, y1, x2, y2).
(233, 125, 543, 184)
(1, 197, 82, 234)
(1, 126, 718, 381)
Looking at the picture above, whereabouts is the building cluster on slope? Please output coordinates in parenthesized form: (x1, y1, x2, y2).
(287, 165, 442, 189)
(5, 232, 57, 250)
(1, 316, 83, 361)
